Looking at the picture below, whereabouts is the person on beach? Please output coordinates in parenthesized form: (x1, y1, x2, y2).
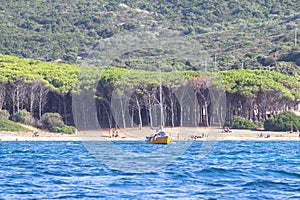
(32, 131, 39, 137)
(223, 127, 232, 133)
(108, 129, 113, 138)
(109, 128, 118, 137)
(114, 130, 118, 137)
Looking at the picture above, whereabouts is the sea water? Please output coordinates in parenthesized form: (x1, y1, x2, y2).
(0, 141, 299, 199)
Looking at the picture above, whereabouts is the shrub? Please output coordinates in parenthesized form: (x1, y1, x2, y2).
(41, 112, 64, 131)
(279, 51, 300, 66)
(0, 110, 10, 119)
(0, 118, 30, 132)
(231, 115, 257, 130)
(10, 109, 34, 125)
(61, 125, 76, 134)
(40, 113, 76, 134)
(264, 111, 300, 131)
(51, 125, 76, 134)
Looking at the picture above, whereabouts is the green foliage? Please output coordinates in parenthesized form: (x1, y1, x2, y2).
(231, 115, 257, 130)
(264, 111, 300, 131)
(74, 66, 103, 93)
(51, 125, 76, 134)
(0, 52, 299, 130)
(0, 0, 299, 72)
(0, 110, 10, 119)
(220, 69, 300, 100)
(0, 118, 30, 132)
(0, 54, 79, 93)
(40, 112, 64, 131)
(279, 51, 300, 66)
(10, 109, 34, 125)
(61, 126, 76, 134)
(40, 112, 76, 134)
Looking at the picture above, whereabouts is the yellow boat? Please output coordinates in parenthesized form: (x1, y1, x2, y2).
(146, 67, 171, 145)
(146, 130, 171, 144)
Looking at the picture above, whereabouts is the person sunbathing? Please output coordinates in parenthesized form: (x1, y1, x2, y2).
(223, 127, 232, 133)
(256, 132, 263, 138)
(32, 131, 39, 137)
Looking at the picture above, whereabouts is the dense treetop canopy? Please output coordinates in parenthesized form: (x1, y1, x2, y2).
(0, 54, 79, 93)
(1, 54, 298, 102)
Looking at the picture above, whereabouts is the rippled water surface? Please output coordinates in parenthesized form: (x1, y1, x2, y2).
(1, 141, 300, 199)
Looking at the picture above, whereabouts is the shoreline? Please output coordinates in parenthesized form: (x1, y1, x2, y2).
(0, 127, 299, 142)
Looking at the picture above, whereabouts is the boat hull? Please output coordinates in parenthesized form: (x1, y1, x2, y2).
(147, 136, 171, 144)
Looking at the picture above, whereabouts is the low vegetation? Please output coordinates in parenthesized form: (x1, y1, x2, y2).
(264, 112, 300, 131)
(0, 118, 30, 132)
(40, 113, 76, 134)
(10, 110, 35, 126)
(0, 109, 76, 134)
(230, 116, 257, 130)
(0, 110, 9, 119)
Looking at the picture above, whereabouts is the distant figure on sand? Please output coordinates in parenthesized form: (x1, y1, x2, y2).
(32, 131, 39, 137)
(112, 129, 118, 137)
(108, 129, 113, 138)
(223, 127, 232, 133)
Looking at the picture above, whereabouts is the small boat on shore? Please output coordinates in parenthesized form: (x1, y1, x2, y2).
(146, 129, 171, 144)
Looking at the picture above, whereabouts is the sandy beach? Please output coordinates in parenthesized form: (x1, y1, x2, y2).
(0, 127, 299, 141)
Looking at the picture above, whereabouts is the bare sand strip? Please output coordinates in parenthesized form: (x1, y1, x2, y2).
(0, 127, 299, 141)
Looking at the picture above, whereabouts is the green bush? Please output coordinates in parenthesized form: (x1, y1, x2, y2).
(264, 111, 300, 131)
(0, 110, 10, 119)
(61, 126, 76, 134)
(10, 109, 35, 125)
(231, 115, 257, 130)
(51, 125, 76, 134)
(40, 112, 76, 134)
(0, 118, 30, 132)
(41, 112, 64, 131)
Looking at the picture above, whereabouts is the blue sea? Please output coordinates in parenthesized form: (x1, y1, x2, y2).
(1, 141, 300, 199)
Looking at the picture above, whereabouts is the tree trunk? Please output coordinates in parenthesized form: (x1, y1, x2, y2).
(149, 103, 153, 127)
(194, 93, 197, 126)
(38, 89, 43, 119)
(0, 83, 6, 110)
(180, 105, 183, 127)
(170, 100, 175, 128)
(63, 94, 68, 124)
(135, 96, 142, 129)
(30, 86, 35, 116)
(130, 106, 134, 128)
(205, 103, 209, 126)
(120, 97, 126, 129)
(37, 83, 49, 120)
